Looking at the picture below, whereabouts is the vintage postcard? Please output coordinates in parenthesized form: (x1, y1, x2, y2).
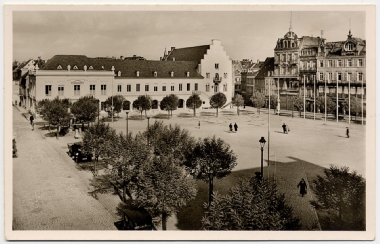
(4, 4, 376, 241)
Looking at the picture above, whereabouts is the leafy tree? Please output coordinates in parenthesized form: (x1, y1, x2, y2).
(292, 96, 304, 117)
(186, 93, 202, 117)
(105, 95, 125, 117)
(250, 92, 266, 114)
(71, 96, 99, 127)
(37, 97, 71, 138)
(324, 96, 337, 118)
(160, 94, 179, 117)
(310, 165, 365, 230)
(210, 92, 227, 117)
(231, 94, 244, 116)
(134, 155, 197, 230)
(202, 177, 301, 230)
(341, 97, 361, 121)
(133, 95, 152, 120)
(122, 100, 131, 110)
(269, 94, 278, 114)
(82, 121, 117, 176)
(185, 136, 237, 206)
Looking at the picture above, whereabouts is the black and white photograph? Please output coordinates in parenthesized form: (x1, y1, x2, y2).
(4, 4, 376, 241)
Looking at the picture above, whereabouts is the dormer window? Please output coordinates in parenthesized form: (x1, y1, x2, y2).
(345, 42, 354, 51)
(154, 71, 157, 77)
(215, 63, 219, 69)
(101, 66, 104, 70)
(57, 65, 62, 70)
(136, 71, 139, 77)
(224, 73, 228, 79)
(73, 65, 78, 70)
(84, 65, 87, 71)
(118, 71, 121, 77)
(89, 66, 93, 70)
(186, 72, 190, 77)
(171, 71, 174, 77)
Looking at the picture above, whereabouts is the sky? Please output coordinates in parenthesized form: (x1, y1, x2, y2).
(12, 10, 366, 63)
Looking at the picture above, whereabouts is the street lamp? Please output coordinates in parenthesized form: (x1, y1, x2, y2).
(259, 136, 266, 180)
(126, 111, 129, 136)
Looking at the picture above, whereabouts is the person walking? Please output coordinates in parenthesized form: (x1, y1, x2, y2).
(234, 123, 238, 132)
(229, 123, 233, 132)
(282, 123, 287, 134)
(198, 121, 200, 129)
(297, 178, 307, 197)
(346, 127, 349, 138)
(29, 114, 34, 131)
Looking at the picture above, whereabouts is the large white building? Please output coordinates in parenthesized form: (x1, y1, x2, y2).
(25, 39, 233, 116)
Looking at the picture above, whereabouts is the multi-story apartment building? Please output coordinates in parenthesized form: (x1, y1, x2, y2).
(25, 40, 234, 116)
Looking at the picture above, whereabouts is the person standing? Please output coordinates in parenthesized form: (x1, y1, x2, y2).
(29, 114, 34, 131)
(346, 127, 349, 138)
(234, 123, 238, 132)
(282, 123, 286, 134)
(297, 178, 307, 197)
(229, 123, 233, 132)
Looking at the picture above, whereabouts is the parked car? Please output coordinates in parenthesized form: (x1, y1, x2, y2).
(67, 142, 92, 162)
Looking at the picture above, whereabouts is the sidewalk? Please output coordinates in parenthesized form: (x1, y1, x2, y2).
(12, 105, 117, 230)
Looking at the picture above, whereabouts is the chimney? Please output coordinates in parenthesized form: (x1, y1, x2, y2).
(171, 47, 175, 51)
(133, 55, 136, 57)
(257, 59, 259, 64)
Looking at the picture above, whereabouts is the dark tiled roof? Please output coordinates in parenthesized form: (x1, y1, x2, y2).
(256, 57, 274, 79)
(300, 36, 320, 47)
(165, 45, 210, 63)
(41, 55, 204, 79)
(13, 59, 32, 73)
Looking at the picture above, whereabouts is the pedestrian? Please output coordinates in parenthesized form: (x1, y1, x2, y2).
(234, 123, 238, 132)
(282, 123, 287, 134)
(346, 127, 349, 138)
(297, 178, 307, 197)
(29, 114, 34, 131)
(229, 123, 233, 132)
(198, 121, 200, 129)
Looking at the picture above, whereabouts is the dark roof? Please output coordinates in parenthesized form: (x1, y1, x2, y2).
(165, 45, 210, 63)
(41, 55, 204, 79)
(13, 59, 32, 73)
(300, 36, 321, 47)
(256, 57, 275, 79)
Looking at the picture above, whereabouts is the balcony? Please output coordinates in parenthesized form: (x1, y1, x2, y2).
(213, 77, 222, 84)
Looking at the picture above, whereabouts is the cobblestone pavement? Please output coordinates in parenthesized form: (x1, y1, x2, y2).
(12, 106, 116, 230)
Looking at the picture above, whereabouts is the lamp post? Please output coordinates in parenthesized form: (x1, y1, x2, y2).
(259, 136, 266, 180)
(313, 75, 316, 120)
(126, 111, 129, 136)
(303, 75, 306, 119)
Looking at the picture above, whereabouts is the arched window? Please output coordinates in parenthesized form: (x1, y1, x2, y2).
(206, 83, 210, 92)
(345, 42, 353, 51)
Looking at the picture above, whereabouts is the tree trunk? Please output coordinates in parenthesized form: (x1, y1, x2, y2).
(162, 212, 167, 231)
(237, 107, 239, 116)
(122, 183, 127, 203)
(48, 122, 51, 132)
(140, 111, 143, 121)
(208, 176, 214, 207)
(56, 125, 59, 139)
(216, 107, 218, 117)
(292, 105, 294, 118)
(193, 108, 196, 118)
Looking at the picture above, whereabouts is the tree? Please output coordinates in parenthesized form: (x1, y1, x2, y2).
(133, 95, 152, 120)
(105, 95, 125, 117)
(185, 136, 237, 206)
(250, 92, 266, 114)
(310, 165, 365, 230)
(37, 97, 71, 138)
(71, 96, 99, 127)
(269, 94, 278, 114)
(325, 96, 337, 118)
(186, 93, 202, 117)
(210, 92, 227, 117)
(202, 177, 301, 230)
(231, 94, 244, 116)
(134, 155, 197, 230)
(160, 94, 179, 117)
(82, 121, 117, 176)
(292, 96, 304, 117)
(341, 97, 361, 121)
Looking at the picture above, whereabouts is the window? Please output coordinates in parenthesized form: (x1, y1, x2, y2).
(90, 84, 95, 95)
(101, 85, 106, 95)
(154, 86, 158, 92)
(280, 67, 284, 75)
(347, 73, 351, 81)
(179, 84, 182, 91)
(319, 72, 324, 81)
(89, 66, 93, 70)
(162, 86, 166, 92)
(154, 72, 157, 77)
(171, 71, 174, 77)
(187, 83, 190, 91)
(73, 65, 78, 70)
(74, 85, 80, 96)
(117, 84, 122, 92)
(215, 63, 219, 69)
(224, 73, 228, 79)
(206, 83, 210, 92)
(57, 65, 62, 70)
(206, 73, 210, 79)
(58, 86, 64, 96)
(127, 84, 131, 92)
(320, 60, 324, 67)
(328, 72, 332, 82)
(171, 85, 174, 91)
(347, 60, 353, 67)
(345, 42, 353, 51)
(328, 60, 332, 67)
(194, 83, 198, 91)
(358, 72, 363, 81)
(358, 59, 363, 67)
(223, 83, 227, 92)
(337, 60, 342, 67)
(214, 84, 218, 92)
(136, 84, 140, 92)
(145, 85, 149, 92)
(186, 72, 190, 77)
(337, 72, 342, 81)
(136, 71, 140, 77)
(45, 85, 52, 96)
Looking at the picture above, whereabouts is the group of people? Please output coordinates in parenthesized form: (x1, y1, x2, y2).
(282, 123, 290, 134)
(229, 123, 238, 132)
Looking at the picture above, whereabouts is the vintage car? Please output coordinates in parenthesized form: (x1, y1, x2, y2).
(67, 142, 92, 162)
